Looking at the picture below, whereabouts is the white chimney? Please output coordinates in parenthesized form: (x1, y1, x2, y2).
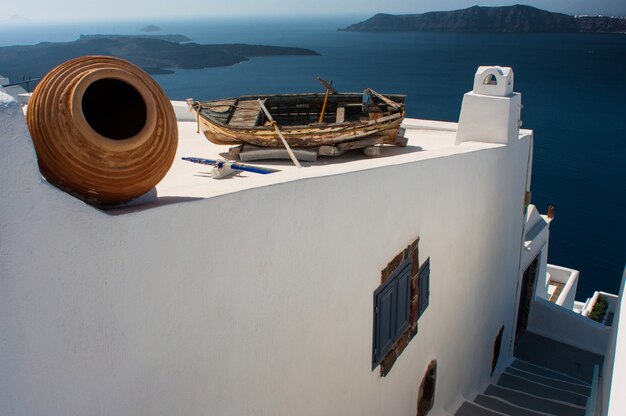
(456, 66, 522, 146)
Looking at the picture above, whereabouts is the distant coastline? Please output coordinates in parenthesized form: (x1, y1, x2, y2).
(79, 34, 191, 43)
(341, 5, 626, 33)
(0, 35, 320, 81)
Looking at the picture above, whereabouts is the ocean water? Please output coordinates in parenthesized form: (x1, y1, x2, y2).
(1, 17, 624, 299)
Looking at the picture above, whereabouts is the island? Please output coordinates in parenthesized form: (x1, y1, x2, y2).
(1, 14, 30, 24)
(0, 36, 320, 82)
(340, 5, 626, 33)
(140, 25, 161, 32)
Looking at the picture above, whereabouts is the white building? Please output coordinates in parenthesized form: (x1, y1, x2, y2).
(0, 66, 624, 415)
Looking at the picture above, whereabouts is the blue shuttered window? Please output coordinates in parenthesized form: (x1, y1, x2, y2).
(395, 265, 411, 336)
(373, 258, 412, 368)
(418, 257, 430, 317)
(375, 283, 396, 361)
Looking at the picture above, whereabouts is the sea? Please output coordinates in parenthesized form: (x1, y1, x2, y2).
(1, 16, 624, 300)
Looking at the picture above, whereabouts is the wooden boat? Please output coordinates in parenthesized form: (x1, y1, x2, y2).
(186, 89, 406, 149)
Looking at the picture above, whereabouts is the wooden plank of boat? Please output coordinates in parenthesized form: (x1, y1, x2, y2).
(201, 99, 237, 125)
(196, 115, 403, 148)
(189, 98, 242, 145)
(254, 115, 403, 147)
(367, 89, 403, 110)
(229, 99, 265, 127)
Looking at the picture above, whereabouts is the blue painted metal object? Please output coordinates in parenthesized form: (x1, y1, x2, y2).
(182, 157, 277, 175)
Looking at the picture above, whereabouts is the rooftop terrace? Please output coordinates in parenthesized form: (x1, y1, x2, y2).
(116, 103, 531, 214)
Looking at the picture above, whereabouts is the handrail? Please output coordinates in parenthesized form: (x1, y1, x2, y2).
(585, 364, 599, 416)
(1, 77, 40, 93)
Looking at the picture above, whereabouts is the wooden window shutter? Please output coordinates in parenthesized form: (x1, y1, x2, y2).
(395, 261, 412, 338)
(374, 282, 396, 366)
(419, 258, 430, 317)
(373, 258, 413, 368)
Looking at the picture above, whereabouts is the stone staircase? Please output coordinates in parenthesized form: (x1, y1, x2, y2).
(455, 332, 602, 416)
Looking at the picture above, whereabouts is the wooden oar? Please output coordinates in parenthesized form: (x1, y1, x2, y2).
(317, 76, 337, 94)
(257, 99, 302, 168)
(317, 78, 334, 123)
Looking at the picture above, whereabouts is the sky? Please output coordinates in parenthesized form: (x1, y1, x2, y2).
(2, 0, 626, 22)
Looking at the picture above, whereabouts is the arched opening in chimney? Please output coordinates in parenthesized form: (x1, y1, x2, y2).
(483, 73, 498, 85)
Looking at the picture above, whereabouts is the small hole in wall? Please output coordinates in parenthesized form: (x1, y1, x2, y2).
(417, 360, 437, 416)
(492, 326, 504, 376)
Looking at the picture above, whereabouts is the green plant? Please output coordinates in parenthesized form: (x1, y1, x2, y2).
(589, 296, 608, 323)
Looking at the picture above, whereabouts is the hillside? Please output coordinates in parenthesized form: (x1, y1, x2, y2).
(0, 36, 319, 81)
(341, 5, 626, 33)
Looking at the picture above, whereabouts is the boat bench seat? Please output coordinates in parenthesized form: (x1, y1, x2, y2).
(337, 103, 363, 123)
(229, 99, 266, 127)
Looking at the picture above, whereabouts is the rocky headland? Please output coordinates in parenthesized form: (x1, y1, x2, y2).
(340, 5, 626, 33)
(0, 35, 320, 81)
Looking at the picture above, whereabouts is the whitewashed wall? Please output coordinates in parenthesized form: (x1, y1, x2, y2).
(521, 206, 550, 300)
(0, 93, 532, 416)
(604, 269, 626, 416)
(527, 297, 610, 355)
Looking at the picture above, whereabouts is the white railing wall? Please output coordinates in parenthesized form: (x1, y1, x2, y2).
(547, 264, 579, 309)
(171, 100, 196, 121)
(582, 291, 619, 324)
(527, 297, 611, 355)
(603, 267, 626, 416)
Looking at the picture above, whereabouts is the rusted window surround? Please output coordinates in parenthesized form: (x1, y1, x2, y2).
(377, 237, 420, 377)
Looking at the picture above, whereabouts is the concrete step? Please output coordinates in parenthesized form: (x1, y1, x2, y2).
(504, 367, 591, 396)
(496, 373, 588, 406)
(474, 394, 554, 416)
(510, 359, 590, 386)
(455, 401, 506, 416)
(484, 384, 585, 416)
(513, 332, 602, 383)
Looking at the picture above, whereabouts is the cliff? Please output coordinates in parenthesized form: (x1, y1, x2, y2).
(341, 5, 626, 33)
(0, 36, 320, 81)
(575, 15, 626, 33)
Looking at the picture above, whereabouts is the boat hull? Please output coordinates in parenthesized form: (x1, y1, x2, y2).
(188, 93, 405, 148)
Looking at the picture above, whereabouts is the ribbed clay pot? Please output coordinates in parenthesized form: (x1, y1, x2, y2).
(27, 55, 178, 205)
